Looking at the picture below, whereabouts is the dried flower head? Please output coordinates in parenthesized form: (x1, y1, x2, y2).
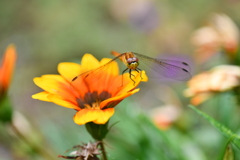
(58, 142, 101, 160)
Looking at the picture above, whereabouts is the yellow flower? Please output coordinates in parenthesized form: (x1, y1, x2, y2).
(0, 45, 17, 97)
(32, 54, 147, 125)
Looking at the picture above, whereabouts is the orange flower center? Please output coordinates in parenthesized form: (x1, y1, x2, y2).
(76, 91, 112, 110)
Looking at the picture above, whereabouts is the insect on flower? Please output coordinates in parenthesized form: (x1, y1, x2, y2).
(32, 54, 147, 125)
(72, 51, 191, 85)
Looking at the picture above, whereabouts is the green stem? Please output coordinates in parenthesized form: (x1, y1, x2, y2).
(99, 141, 107, 160)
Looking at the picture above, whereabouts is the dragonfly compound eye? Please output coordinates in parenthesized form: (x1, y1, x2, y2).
(127, 58, 133, 64)
(132, 57, 138, 62)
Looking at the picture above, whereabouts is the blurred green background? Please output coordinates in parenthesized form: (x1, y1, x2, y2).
(1, 0, 240, 159)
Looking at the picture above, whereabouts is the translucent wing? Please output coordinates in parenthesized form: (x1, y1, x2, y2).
(72, 53, 125, 82)
(156, 59, 191, 72)
(72, 52, 191, 85)
(71, 53, 135, 91)
(133, 52, 191, 81)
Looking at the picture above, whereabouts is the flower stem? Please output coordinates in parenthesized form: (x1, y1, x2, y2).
(99, 141, 107, 160)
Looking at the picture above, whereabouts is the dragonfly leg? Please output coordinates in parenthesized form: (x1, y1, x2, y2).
(136, 68, 143, 80)
(129, 69, 136, 86)
(129, 69, 136, 78)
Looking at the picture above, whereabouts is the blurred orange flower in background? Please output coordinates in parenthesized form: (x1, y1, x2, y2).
(191, 13, 239, 63)
(150, 105, 181, 130)
(0, 45, 17, 97)
(184, 65, 240, 105)
(32, 54, 147, 125)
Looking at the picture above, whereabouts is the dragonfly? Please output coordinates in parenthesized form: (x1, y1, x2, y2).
(72, 51, 191, 85)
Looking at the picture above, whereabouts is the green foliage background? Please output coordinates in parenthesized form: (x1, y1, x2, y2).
(0, 0, 240, 159)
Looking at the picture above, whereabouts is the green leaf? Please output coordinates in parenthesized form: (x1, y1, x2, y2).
(137, 114, 187, 160)
(189, 105, 240, 149)
(223, 143, 234, 160)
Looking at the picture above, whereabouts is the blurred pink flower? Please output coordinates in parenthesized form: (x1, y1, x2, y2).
(191, 13, 239, 63)
(150, 105, 181, 130)
(110, 0, 160, 33)
(184, 65, 240, 105)
(212, 13, 239, 53)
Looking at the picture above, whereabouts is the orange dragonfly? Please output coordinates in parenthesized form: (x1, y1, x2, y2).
(72, 51, 191, 84)
(111, 51, 191, 81)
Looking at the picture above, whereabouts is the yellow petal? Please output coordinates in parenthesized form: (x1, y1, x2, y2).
(100, 88, 140, 109)
(139, 70, 148, 82)
(93, 108, 115, 124)
(33, 77, 59, 94)
(41, 75, 67, 84)
(48, 94, 79, 110)
(81, 54, 100, 73)
(33, 76, 79, 103)
(58, 62, 82, 82)
(100, 58, 119, 76)
(73, 108, 114, 125)
(33, 76, 69, 93)
(32, 91, 51, 102)
(114, 71, 147, 96)
(73, 109, 102, 125)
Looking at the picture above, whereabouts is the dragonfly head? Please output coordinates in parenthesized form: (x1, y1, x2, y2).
(126, 57, 139, 70)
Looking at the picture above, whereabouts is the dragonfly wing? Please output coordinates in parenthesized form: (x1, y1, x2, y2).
(71, 53, 130, 92)
(111, 51, 124, 63)
(134, 53, 192, 81)
(157, 59, 191, 72)
(72, 53, 125, 81)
